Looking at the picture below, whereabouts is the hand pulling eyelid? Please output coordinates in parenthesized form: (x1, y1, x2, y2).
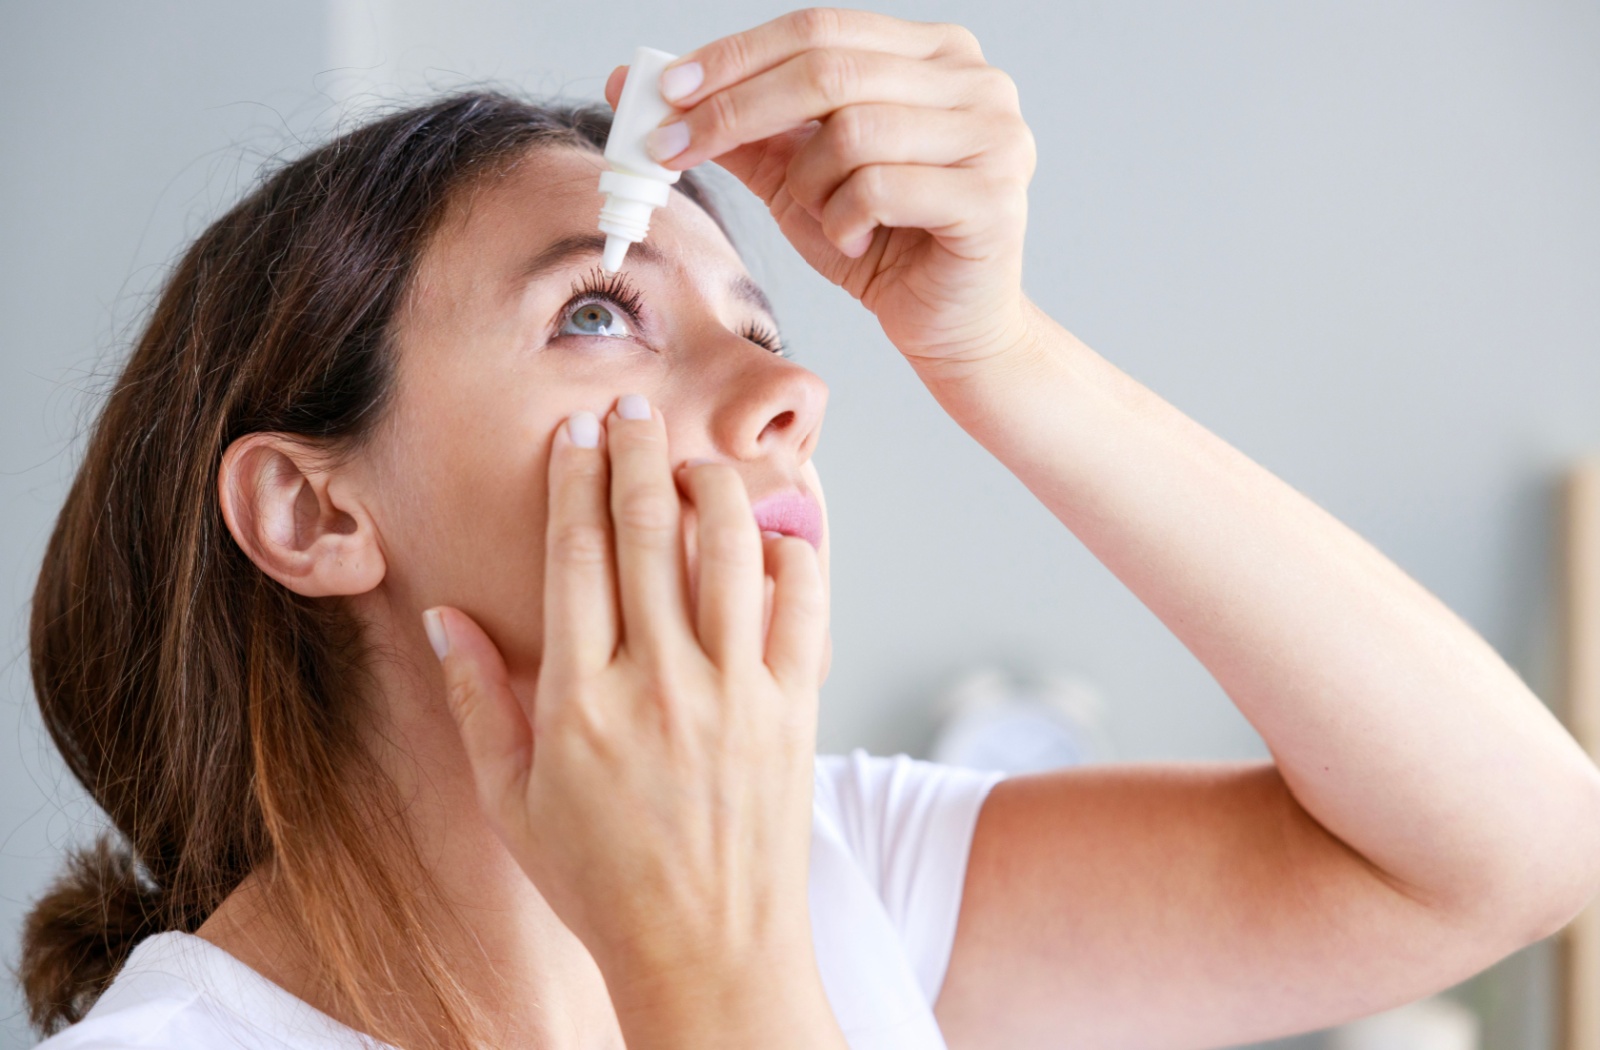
(598, 47, 683, 274)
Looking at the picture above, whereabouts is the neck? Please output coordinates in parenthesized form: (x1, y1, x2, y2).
(199, 602, 623, 1050)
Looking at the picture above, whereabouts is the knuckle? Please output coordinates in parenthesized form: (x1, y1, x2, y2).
(614, 488, 678, 535)
(777, 552, 827, 613)
(702, 86, 742, 138)
(445, 675, 472, 718)
(1011, 124, 1039, 179)
(543, 679, 612, 744)
(717, 31, 756, 79)
(853, 163, 891, 204)
(634, 659, 693, 712)
(563, 455, 606, 482)
(828, 106, 872, 164)
(981, 67, 1020, 109)
(806, 48, 858, 106)
(983, 117, 1036, 179)
(1004, 112, 1036, 150)
(942, 22, 984, 59)
(699, 521, 758, 565)
(556, 459, 606, 497)
(788, 6, 844, 46)
(550, 521, 610, 566)
(562, 700, 614, 755)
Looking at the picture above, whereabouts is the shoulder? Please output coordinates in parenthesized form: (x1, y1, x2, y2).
(813, 748, 1007, 867)
(34, 935, 203, 1049)
(34, 932, 378, 1050)
(813, 748, 1006, 987)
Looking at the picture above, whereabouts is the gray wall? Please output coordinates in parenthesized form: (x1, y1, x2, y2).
(3, 2, 1595, 1048)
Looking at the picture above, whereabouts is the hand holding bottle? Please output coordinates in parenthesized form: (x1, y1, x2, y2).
(606, 9, 1038, 381)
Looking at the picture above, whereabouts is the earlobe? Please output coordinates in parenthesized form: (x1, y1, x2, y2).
(217, 433, 386, 598)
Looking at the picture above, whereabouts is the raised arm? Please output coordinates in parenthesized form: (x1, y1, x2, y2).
(923, 305, 1600, 1047)
(628, 9, 1600, 1045)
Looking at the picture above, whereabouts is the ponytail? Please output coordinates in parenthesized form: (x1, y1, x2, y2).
(21, 837, 161, 1031)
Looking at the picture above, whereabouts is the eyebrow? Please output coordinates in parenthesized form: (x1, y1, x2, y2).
(521, 232, 778, 322)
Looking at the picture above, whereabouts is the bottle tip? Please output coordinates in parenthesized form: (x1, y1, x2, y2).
(601, 234, 630, 274)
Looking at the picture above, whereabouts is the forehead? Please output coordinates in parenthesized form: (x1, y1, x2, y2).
(415, 146, 749, 299)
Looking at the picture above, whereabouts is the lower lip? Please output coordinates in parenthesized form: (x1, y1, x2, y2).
(751, 494, 823, 550)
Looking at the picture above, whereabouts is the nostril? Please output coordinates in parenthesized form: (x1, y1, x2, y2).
(764, 409, 796, 437)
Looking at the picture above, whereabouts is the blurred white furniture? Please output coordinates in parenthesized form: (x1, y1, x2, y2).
(928, 667, 1113, 775)
(1327, 996, 1479, 1050)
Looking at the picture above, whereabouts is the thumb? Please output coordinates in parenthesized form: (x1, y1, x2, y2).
(424, 607, 533, 824)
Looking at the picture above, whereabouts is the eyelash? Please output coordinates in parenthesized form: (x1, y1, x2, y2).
(561, 267, 789, 358)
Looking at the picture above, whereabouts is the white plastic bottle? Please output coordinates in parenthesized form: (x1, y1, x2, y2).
(598, 46, 683, 272)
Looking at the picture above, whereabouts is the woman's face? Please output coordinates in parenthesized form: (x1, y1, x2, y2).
(361, 146, 830, 683)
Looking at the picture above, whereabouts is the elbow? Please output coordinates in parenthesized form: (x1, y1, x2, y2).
(1506, 763, 1600, 947)
(1431, 761, 1600, 953)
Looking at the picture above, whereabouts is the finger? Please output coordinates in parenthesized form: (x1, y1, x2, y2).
(819, 163, 1027, 259)
(544, 411, 619, 678)
(427, 606, 534, 831)
(677, 461, 763, 668)
(652, 50, 985, 171)
(605, 64, 627, 109)
(607, 394, 693, 656)
(762, 534, 827, 688)
(784, 103, 995, 219)
(660, 9, 981, 110)
(760, 562, 777, 648)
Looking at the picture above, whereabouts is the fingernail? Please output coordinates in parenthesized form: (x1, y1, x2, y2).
(659, 61, 703, 103)
(843, 230, 874, 258)
(422, 609, 449, 661)
(617, 393, 650, 420)
(646, 121, 690, 162)
(762, 530, 785, 540)
(567, 410, 599, 448)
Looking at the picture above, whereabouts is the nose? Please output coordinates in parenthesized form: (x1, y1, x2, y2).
(707, 353, 829, 466)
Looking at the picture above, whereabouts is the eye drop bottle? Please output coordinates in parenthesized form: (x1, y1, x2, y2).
(598, 46, 682, 273)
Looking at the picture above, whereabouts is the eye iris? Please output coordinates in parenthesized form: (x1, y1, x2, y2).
(573, 303, 617, 334)
(562, 300, 634, 339)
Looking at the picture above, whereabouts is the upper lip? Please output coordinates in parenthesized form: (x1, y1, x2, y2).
(749, 489, 823, 550)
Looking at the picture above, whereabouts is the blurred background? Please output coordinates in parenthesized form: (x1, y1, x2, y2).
(3, 2, 1597, 1047)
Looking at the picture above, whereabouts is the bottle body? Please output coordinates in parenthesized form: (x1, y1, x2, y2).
(599, 46, 683, 271)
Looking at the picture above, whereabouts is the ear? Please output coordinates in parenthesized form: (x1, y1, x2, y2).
(217, 433, 386, 597)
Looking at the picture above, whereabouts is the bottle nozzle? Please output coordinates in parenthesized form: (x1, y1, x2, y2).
(602, 234, 631, 274)
(596, 170, 672, 273)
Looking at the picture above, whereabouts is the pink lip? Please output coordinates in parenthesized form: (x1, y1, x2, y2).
(750, 491, 824, 551)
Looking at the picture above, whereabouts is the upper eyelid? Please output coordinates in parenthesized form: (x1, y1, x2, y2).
(550, 273, 784, 347)
(562, 289, 643, 324)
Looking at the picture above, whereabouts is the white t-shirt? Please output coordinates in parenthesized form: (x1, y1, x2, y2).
(37, 750, 1005, 1050)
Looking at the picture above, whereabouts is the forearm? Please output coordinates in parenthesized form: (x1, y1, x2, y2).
(913, 299, 1600, 932)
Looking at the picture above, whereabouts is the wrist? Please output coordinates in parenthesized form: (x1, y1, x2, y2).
(903, 294, 1055, 392)
(603, 941, 846, 1050)
(905, 298, 1089, 430)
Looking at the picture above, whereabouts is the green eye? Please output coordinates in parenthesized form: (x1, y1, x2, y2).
(563, 301, 631, 338)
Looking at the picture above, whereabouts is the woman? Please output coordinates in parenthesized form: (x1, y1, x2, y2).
(21, 8, 1600, 1050)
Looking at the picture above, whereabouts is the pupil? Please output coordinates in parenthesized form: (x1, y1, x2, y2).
(577, 304, 612, 332)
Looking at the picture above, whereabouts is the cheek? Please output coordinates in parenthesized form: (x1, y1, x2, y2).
(375, 398, 558, 673)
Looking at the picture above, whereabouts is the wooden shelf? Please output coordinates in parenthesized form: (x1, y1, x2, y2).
(1562, 458, 1600, 1050)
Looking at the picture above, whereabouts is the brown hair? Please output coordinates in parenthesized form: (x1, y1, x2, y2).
(21, 90, 726, 1046)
